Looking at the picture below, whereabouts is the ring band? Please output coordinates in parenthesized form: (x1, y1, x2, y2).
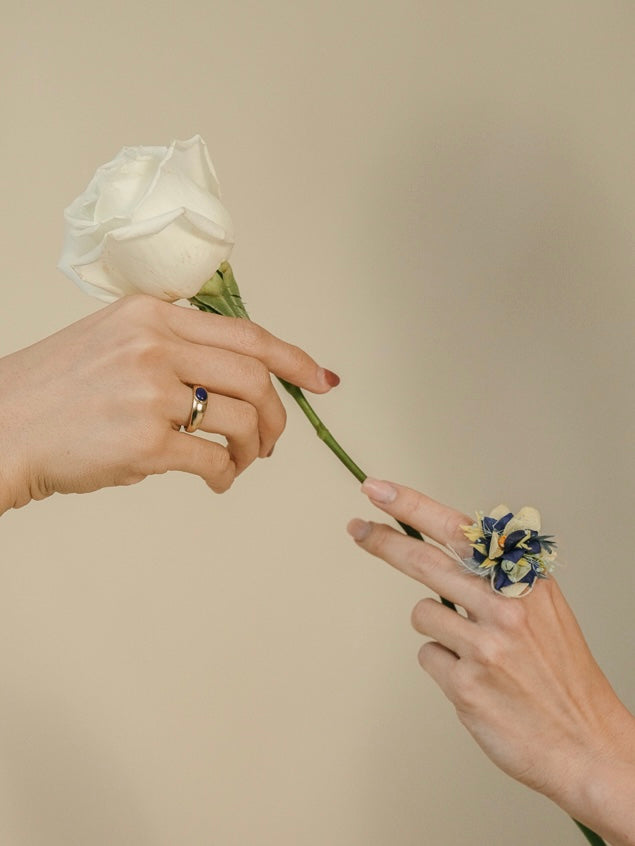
(458, 505, 557, 597)
(185, 385, 209, 433)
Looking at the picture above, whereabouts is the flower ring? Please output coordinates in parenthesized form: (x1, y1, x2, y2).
(459, 506, 557, 597)
(184, 385, 209, 433)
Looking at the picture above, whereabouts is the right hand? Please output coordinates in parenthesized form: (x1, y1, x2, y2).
(0, 294, 339, 512)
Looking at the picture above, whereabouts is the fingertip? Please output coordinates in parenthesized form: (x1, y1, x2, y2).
(316, 366, 340, 391)
(361, 477, 397, 505)
(347, 518, 371, 542)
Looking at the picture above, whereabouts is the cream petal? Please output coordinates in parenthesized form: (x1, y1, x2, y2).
(59, 137, 232, 304)
(488, 531, 503, 559)
(505, 507, 541, 535)
(64, 259, 138, 302)
(163, 135, 222, 198)
(498, 581, 534, 598)
(489, 504, 511, 521)
(60, 216, 130, 261)
(134, 169, 234, 242)
(501, 558, 532, 581)
(76, 209, 233, 301)
(94, 155, 161, 222)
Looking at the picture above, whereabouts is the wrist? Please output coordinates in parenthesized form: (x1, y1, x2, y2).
(0, 408, 32, 516)
(0, 456, 31, 516)
(546, 705, 635, 845)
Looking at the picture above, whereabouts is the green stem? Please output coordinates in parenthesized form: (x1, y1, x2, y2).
(279, 378, 456, 610)
(191, 283, 455, 609)
(281, 379, 605, 844)
(574, 820, 607, 846)
(277, 378, 366, 482)
(191, 268, 605, 844)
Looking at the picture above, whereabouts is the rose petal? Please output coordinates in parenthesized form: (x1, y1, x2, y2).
(163, 135, 222, 198)
(133, 169, 234, 242)
(75, 208, 233, 301)
(94, 155, 160, 222)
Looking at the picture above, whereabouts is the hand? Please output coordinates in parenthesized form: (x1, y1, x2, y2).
(347, 479, 635, 845)
(0, 295, 338, 511)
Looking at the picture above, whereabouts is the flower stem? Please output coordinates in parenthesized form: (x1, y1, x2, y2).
(574, 820, 607, 846)
(279, 378, 456, 610)
(282, 356, 604, 845)
(191, 265, 455, 611)
(277, 378, 366, 481)
(192, 267, 604, 844)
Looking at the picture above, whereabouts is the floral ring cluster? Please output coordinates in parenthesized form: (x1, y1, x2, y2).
(461, 506, 557, 597)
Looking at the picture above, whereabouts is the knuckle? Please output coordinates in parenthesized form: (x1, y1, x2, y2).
(446, 513, 469, 549)
(368, 522, 391, 553)
(407, 543, 435, 578)
(209, 455, 236, 493)
(117, 293, 164, 322)
(271, 403, 287, 441)
(452, 663, 480, 710)
(210, 444, 232, 475)
(496, 598, 528, 632)
(236, 402, 260, 435)
(135, 427, 170, 473)
(119, 329, 171, 375)
(232, 318, 266, 355)
(285, 342, 310, 375)
(398, 492, 421, 524)
(245, 359, 271, 398)
(471, 635, 504, 669)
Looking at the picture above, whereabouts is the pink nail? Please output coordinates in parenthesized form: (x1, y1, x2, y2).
(347, 519, 371, 542)
(361, 478, 397, 504)
(319, 367, 340, 388)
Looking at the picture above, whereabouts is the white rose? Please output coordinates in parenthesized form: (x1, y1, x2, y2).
(58, 135, 234, 303)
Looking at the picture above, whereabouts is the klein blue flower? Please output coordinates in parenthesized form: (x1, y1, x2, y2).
(461, 505, 557, 597)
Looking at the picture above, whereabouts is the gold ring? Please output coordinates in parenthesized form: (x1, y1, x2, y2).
(185, 385, 209, 433)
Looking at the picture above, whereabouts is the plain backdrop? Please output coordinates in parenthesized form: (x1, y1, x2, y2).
(0, 1, 633, 844)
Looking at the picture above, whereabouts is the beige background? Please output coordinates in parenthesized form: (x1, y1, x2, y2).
(1, 1, 633, 844)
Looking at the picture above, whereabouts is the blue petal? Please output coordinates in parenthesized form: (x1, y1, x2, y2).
(493, 566, 537, 591)
(493, 568, 513, 591)
(493, 512, 513, 532)
(482, 517, 497, 535)
(502, 548, 525, 564)
(505, 529, 528, 549)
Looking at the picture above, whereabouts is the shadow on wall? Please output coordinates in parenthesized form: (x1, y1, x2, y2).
(353, 102, 632, 843)
(354, 100, 632, 507)
(0, 688, 157, 846)
(359, 100, 629, 327)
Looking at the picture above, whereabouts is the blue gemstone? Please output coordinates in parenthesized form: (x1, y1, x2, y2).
(195, 387, 208, 402)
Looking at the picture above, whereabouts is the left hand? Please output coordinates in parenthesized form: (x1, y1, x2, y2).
(346, 478, 635, 839)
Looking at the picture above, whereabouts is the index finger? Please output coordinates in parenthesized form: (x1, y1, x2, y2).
(165, 303, 339, 394)
(360, 478, 473, 557)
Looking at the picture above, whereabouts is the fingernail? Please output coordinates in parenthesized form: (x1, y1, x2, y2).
(267, 445, 275, 457)
(319, 367, 341, 388)
(361, 478, 397, 504)
(347, 519, 371, 542)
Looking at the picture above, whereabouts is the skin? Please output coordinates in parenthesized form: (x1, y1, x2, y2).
(347, 478, 635, 846)
(0, 294, 337, 514)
